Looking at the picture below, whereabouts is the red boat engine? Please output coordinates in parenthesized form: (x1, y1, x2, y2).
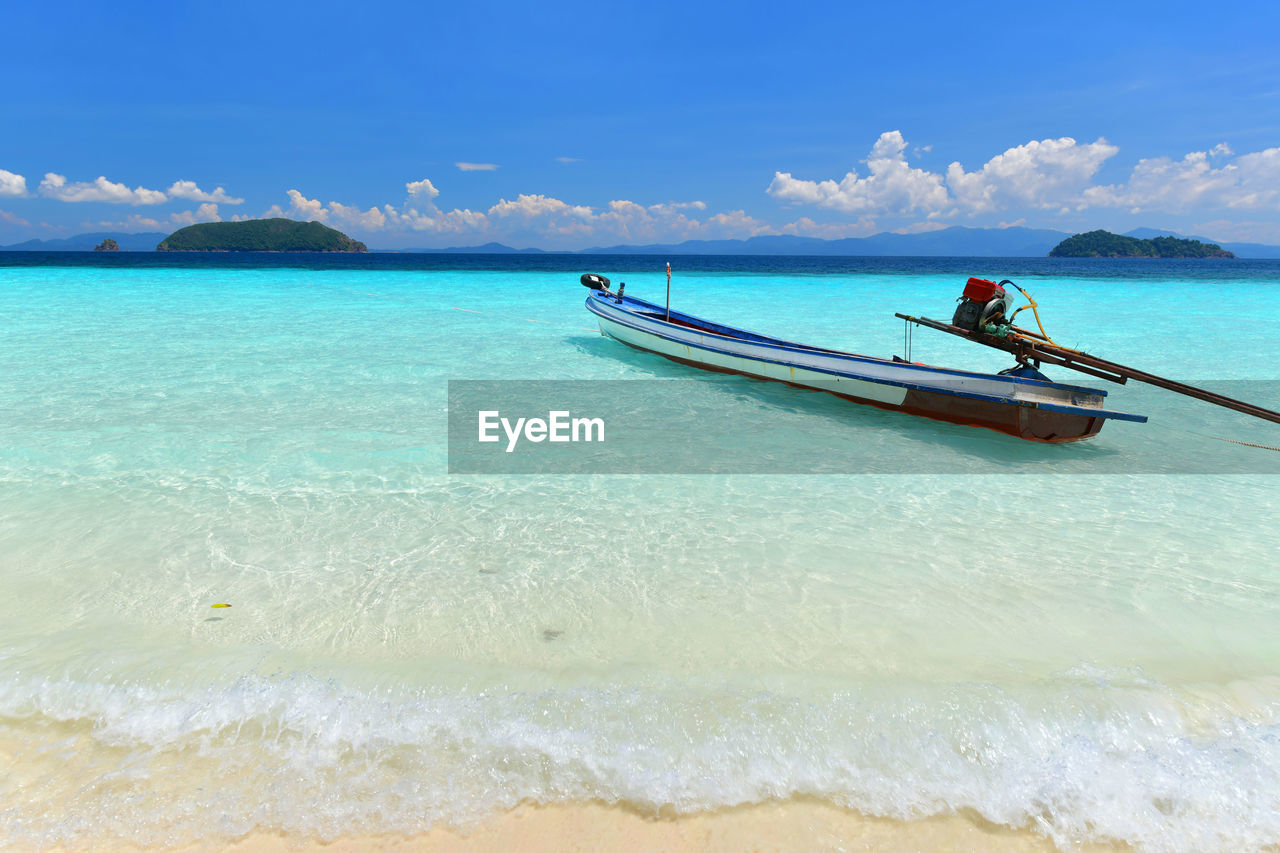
(952, 277, 1013, 332)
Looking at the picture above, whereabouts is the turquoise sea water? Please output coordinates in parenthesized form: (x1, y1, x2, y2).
(1, 255, 1279, 850)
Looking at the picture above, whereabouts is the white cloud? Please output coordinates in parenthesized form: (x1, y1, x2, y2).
(285, 189, 328, 221)
(601, 200, 772, 242)
(40, 173, 167, 205)
(0, 209, 30, 226)
(775, 216, 965, 239)
(778, 216, 878, 239)
(481, 193, 764, 243)
(169, 203, 222, 226)
(593, 200, 661, 240)
(270, 189, 386, 231)
(456, 162, 499, 171)
(555, 157, 582, 163)
(94, 205, 221, 231)
(946, 137, 1119, 213)
(480, 195, 731, 242)
(700, 210, 776, 237)
(390, 205, 488, 233)
(328, 200, 387, 231)
(648, 201, 707, 215)
(0, 169, 27, 197)
(893, 220, 951, 234)
(266, 184, 488, 236)
(1191, 219, 1280, 245)
(764, 132, 1280, 227)
(489, 193, 594, 220)
(767, 131, 950, 217)
(91, 214, 165, 231)
(487, 194, 596, 237)
(389, 180, 487, 233)
(406, 178, 440, 199)
(1084, 146, 1280, 213)
(166, 180, 244, 204)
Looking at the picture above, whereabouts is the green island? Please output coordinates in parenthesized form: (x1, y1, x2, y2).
(93, 238, 119, 252)
(1049, 229, 1234, 258)
(156, 218, 368, 252)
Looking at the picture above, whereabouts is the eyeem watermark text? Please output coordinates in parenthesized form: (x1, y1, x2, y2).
(448, 379, 1280, 474)
(478, 410, 605, 452)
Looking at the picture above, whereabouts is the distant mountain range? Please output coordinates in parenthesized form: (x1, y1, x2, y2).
(1120, 228, 1279, 259)
(385, 241, 547, 254)
(0, 232, 167, 252)
(580, 226, 1071, 257)
(421, 226, 1280, 258)
(4, 226, 1279, 257)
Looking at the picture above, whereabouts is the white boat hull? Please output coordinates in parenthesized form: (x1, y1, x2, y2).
(584, 290, 1146, 442)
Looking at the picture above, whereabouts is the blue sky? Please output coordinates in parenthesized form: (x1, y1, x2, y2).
(2, 0, 1279, 248)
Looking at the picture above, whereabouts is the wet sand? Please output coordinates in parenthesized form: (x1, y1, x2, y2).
(42, 800, 1125, 852)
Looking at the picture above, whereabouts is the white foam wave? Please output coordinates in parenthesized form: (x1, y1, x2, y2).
(2, 670, 1279, 851)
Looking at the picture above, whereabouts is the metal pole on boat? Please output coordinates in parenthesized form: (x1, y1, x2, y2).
(665, 262, 671, 322)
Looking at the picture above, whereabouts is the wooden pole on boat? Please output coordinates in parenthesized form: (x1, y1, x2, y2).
(896, 313, 1280, 426)
(665, 262, 672, 322)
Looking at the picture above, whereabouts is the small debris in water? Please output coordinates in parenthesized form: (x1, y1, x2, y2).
(541, 628, 563, 642)
(210, 603, 231, 608)
(478, 567, 498, 575)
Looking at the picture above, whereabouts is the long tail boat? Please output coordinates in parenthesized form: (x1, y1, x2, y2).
(580, 272, 1280, 443)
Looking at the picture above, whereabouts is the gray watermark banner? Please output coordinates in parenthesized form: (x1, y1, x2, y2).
(447, 379, 1280, 474)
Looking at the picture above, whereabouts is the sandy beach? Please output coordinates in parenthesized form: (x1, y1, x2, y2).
(36, 802, 1125, 852)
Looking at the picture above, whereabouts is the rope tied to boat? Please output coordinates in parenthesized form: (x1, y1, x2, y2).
(1169, 428, 1280, 453)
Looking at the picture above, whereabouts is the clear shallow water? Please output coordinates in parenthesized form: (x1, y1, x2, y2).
(1, 256, 1279, 850)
